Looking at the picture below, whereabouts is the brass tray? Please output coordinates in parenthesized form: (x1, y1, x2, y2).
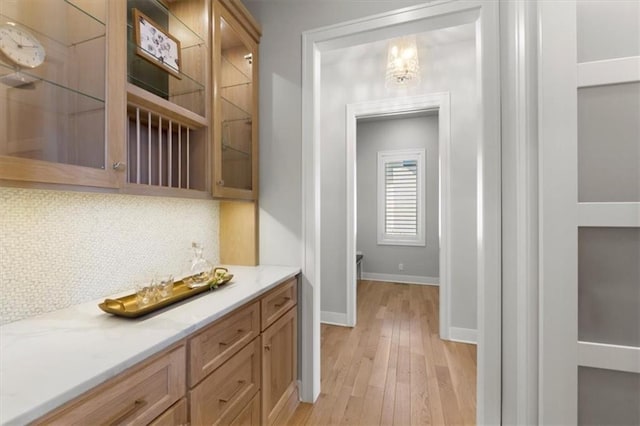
(99, 268, 233, 318)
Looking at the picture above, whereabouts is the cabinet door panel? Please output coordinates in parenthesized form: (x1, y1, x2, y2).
(262, 307, 297, 426)
(213, 3, 258, 200)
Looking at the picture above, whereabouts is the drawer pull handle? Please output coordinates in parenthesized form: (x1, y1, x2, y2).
(219, 380, 246, 403)
(219, 329, 246, 347)
(274, 296, 291, 308)
(106, 398, 147, 425)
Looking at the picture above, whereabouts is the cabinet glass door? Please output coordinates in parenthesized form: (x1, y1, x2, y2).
(0, 0, 106, 170)
(217, 14, 254, 194)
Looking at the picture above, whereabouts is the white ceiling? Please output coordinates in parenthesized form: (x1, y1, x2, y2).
(322, 22, 475, 65)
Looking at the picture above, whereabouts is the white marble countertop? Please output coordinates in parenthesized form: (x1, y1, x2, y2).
(0, 265, 300, 426)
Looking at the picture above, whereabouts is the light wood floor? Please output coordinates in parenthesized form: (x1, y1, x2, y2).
(288, 280, 477, 426)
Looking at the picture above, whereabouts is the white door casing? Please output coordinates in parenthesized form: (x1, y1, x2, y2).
(345, 93, 451, 337)
(301, 1, 502, 424)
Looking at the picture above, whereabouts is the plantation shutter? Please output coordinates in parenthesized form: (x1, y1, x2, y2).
(385, 159, 418, 235)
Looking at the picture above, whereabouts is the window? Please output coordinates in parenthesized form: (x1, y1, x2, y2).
(377, 149, 426, 246)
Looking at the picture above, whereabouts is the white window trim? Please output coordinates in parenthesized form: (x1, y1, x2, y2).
(377, 148, 426, 246)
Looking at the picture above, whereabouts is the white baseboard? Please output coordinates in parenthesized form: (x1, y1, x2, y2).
(448, 327, 477, 344)
(321, 310, 350, 326)
(361, 272, 439, 286)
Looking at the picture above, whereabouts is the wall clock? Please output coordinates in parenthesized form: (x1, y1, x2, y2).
(0, 23, 46, 69)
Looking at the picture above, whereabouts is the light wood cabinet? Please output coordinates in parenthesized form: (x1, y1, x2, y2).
(34, 278, 298, 426)
(149, 398, 188, 426)
(190, 338, 261, 425)
(261, 307, 298, 426)
(189, 300, 260, 386)
(0, 0, 261, 204)
(0, 0, 126, 189)
(35, 344, 186, 425)
(230, 393, 261, 426)
(212, 0, 260, 201)
(261, 276, 297, 330)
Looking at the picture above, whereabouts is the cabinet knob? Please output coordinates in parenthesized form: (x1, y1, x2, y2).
(112, 161, 126, 171)
(217, 180, 225, 186)
(264, 344, 271, 352)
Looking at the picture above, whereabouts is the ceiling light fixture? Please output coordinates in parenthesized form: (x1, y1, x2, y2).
(385, 36, 420, 87)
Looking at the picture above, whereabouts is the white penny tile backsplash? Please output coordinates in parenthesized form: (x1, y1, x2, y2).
(0, 188, 219, 325)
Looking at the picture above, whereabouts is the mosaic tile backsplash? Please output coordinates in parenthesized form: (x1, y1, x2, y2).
(0, 188, 220, 325)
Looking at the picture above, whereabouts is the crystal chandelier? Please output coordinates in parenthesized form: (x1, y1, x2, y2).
(386, 36, 420, 87)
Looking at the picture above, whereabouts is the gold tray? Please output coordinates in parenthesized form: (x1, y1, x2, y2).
(99, 268, 233, 318)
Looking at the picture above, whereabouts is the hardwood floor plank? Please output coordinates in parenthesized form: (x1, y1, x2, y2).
(288, 281, 476, 426)
(360, 385, 385, 426)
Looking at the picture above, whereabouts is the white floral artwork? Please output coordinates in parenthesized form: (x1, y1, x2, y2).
(135, 10, 181, 77)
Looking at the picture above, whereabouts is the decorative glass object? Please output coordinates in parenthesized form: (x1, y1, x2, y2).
(386, 35, 420, 87)
(185, 242, 214, 288)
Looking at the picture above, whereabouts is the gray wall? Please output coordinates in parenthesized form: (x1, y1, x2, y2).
(244, 0, 425, 268)
(357, 114, 440, 279)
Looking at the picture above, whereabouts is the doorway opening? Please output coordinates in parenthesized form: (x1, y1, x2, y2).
(346, 94, 451, 341)
(301, 2, 502, 423)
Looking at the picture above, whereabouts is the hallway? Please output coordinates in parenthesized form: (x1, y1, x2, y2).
(289, 280, 477, 425)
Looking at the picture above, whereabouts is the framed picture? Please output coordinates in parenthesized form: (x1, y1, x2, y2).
(133, 8, 182, 79)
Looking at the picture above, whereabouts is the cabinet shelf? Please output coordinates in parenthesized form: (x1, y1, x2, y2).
(0, 63, 104, 104)
(0, 64, 105, 169)
(0, 0, 105, 48)
(126, 0, 205, 50)
(127, 42, 205, 98)
(221, 56, 250, 86)
(222, 143, 250, 157)
(127, 83, 206, 128)
(221, 96, 251, 122)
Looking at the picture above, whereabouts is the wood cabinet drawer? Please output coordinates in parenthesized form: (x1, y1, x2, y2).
(229, 392, 261, 426)
(38, 345, 186, 426)
(261, 277, 297, 331)
(149, 398, 187, 426)
(190, 338, 261, 425)
(189, 301, 260, 386)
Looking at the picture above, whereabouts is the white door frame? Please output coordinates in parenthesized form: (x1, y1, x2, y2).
(345, 94, 451, 337)
(301, 2, 502, 423)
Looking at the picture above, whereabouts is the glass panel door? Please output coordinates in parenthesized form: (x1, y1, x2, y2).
(218, 15, 253, 192)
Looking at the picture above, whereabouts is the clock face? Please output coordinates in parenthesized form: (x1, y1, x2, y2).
(0, 24, 46, 68)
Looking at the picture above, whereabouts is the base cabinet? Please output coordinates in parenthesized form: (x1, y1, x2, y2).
(149, 399, 188, 426)
(189, 338, 261, 425)
(34, 277, 298, 426)
(262, 307, 298, 426)
(35, 345, 186, 426)
(230, 393, 261, 426)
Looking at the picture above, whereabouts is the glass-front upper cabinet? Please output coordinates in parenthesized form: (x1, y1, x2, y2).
(213, 1, 259, 200)
(0, 0, 126, 188)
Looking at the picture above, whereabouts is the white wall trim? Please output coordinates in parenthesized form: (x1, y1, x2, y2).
(474, 3, 502, 424)
(346, 92, 451, 337)
(361, 272, 440, 286)
(500, 0, 539, 424)
(302, 5, 502, 423)
(449, 327, 478, 344)
(578, 202, 640, 227)
(320, 311, 350, 327)
(538, 1, 579, 423)
(578, 341, 640, 374)
(577, 56, 640, 88)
